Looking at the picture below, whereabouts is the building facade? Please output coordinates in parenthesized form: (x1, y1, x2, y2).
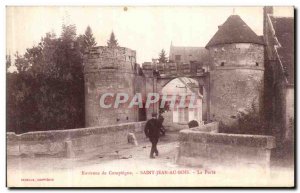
(263, 7, 294, 146)
(83, 46, 140, 127)
(206, 15, 265, 128)
(83, 10, 294, 142)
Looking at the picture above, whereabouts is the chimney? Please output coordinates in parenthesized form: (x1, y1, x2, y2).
(264, 6, 273, 15)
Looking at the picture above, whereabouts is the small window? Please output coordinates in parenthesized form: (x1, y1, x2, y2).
(256, 62, 259, 66)
(175, 55, 181, 61)
(221, 62, 225, 66)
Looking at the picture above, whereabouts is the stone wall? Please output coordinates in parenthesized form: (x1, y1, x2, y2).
(285, 86, 294, 143)
(263, 13, 293, 147)
(84, 46, 141, 127)
(270, 59, 288, 147)
(208, 43, 264, 128)
(210, 69, 264, 125)
(84, 46, 137, 73)
(7, 121, 146, 157)
(209, 43, 264, 68)
(177, 129, 275, 171)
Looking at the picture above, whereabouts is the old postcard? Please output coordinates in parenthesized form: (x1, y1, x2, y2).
(6, 6, 295, 187)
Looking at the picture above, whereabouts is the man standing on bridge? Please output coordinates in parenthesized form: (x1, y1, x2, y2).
(144, 112, 161, 159)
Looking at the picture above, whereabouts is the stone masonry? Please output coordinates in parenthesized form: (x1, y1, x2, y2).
(208, 43, 264, 126)
(84, 46, 138, 127)
(177, 128, 276, 171)
(83, 14, 267, 134)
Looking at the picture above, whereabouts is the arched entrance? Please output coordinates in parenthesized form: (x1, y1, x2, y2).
(157, 77, 204, 130)
(142, 65, 210, 128)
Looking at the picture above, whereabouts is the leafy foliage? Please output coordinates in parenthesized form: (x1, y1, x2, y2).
(219, 102, 267, 135)
(7, 24, 96, 133)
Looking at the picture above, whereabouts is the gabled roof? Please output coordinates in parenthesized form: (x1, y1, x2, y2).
(269, 16, 294, 85)
(169, 46, 209, 64)
(206, 15, 264, 48)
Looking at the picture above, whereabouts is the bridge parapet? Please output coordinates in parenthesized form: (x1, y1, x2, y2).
(7, 121, 146, 157)
(142, 62, 208, 78)
(177, 129, 275, 172)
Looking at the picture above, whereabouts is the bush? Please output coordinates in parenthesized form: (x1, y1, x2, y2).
(219, 103, 267, 135)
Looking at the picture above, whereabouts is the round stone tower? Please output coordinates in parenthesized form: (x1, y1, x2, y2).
(83, 46, 137, 127)
(206, 15, 265, 127)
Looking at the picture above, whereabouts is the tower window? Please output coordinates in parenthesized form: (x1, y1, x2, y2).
(221, 62, 225, 66)
(256, 62, 259, 66)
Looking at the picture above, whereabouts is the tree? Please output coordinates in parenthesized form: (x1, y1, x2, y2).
(7, 23, 86, 133)
(158, 49, 167, 63)
(83, 26, 97, 48)
(78, 26, 97, 54)
(107, 32, 119, 47)
(14, 52, 30, 73)
(61, 24, 77, 41)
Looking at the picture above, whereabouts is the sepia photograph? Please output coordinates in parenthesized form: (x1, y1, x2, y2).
(5, 5, 295, 187)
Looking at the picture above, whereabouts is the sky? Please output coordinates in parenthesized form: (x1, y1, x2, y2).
(6, 6, 293, 66)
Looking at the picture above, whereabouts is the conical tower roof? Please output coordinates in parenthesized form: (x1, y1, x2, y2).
(206, 15, 264, 48)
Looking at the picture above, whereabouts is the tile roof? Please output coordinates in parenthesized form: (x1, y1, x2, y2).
(206, 15, 264, 47)
(169, 46, 209, 64)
